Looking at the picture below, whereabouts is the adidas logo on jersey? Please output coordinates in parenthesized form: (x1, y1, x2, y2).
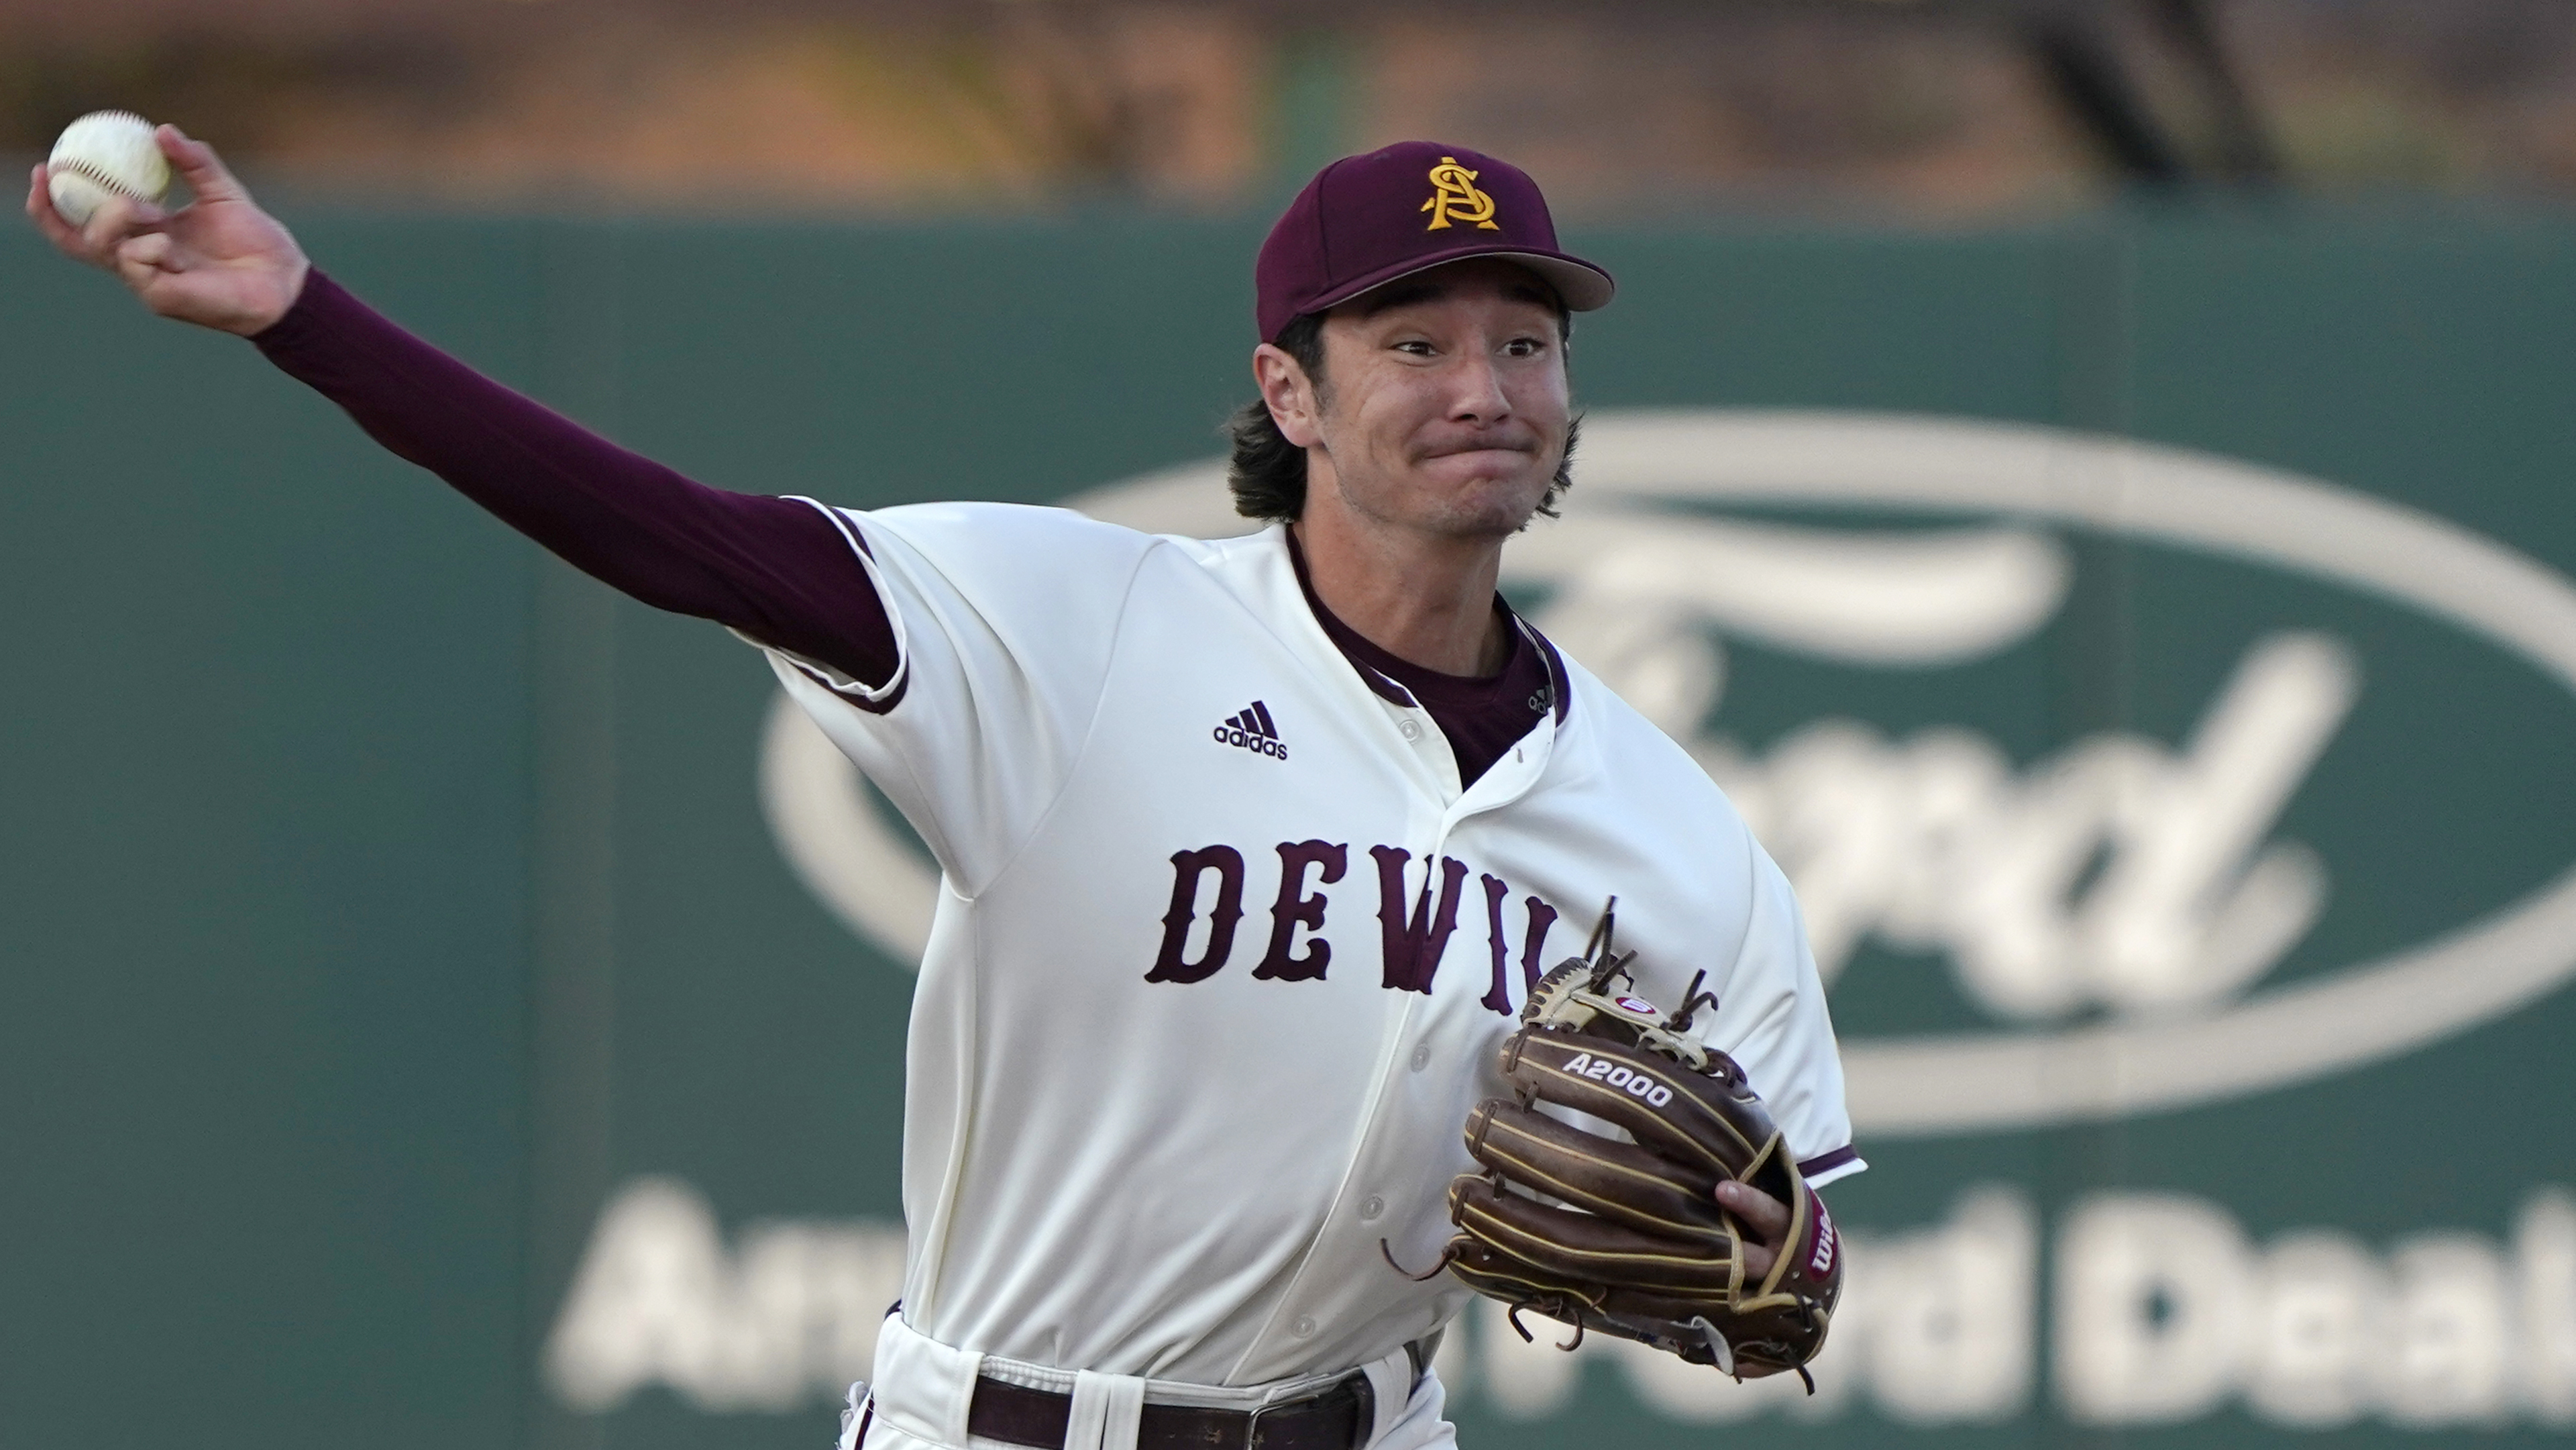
(1214, 701, 1288, 760)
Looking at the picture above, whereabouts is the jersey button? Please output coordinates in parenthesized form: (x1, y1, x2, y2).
(1292, 1316, 1318, 1338)
(1409, 1042, 1432, 1072)
(1360, 1195, 1385, 1221)
(1398, 719, 1422, 741)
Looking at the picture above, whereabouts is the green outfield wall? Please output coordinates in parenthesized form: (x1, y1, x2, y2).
(5, 204, 2575, 1450)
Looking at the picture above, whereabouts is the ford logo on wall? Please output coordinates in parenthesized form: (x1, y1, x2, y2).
(759, 409, 2576, 1138)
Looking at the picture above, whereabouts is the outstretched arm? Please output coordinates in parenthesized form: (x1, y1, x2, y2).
(27, 127, 896, 684)
(26, 124, 307, 335)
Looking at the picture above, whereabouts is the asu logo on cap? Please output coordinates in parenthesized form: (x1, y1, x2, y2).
(1421, 156, 1501, 232)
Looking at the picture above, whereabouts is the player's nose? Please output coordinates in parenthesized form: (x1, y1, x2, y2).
(1444, 351, 1512, 423)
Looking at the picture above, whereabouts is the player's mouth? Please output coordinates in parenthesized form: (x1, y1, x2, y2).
(1415, 435, 1540, 466)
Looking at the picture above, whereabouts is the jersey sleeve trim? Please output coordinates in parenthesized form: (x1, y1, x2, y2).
(1798, 1145, 1867, 1189)
(765, 497, 910, 714)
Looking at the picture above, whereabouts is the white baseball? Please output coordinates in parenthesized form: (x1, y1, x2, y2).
(47, 111, 172, 228)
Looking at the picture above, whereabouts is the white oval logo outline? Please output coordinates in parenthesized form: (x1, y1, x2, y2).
(1588, 411, 2576, 1135)
(767, 409, 2576, 1137)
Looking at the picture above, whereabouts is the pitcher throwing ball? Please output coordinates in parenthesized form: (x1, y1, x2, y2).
(33, 128, 1860, 1450)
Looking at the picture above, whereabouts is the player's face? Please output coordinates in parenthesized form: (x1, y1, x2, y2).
(1307, 260, 1571, 540)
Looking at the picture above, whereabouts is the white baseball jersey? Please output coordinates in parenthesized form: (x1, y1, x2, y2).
(761, 501, 1859, 1443)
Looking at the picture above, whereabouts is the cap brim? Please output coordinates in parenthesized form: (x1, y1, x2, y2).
(1305, 244, 1615, 323)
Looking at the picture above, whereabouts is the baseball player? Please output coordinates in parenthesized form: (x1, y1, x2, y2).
(32, 132, 1859, 1450)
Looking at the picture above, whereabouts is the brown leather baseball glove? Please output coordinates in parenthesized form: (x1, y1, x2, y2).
(1409, 901, 1843, 1386)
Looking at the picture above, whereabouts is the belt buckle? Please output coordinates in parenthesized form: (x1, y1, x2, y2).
(1242, 1390, 1310, 1450)
(1242, 1385, 1321, 1450)
(1240, 1374, 1366, 1450)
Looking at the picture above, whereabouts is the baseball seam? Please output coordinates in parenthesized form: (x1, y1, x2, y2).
(49, 156, 156, 200)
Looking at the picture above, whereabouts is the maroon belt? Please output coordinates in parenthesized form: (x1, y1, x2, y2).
(965, 1373, 1373, 1450)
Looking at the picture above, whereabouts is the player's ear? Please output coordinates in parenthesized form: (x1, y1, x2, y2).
(1252, 343, 1324, 449)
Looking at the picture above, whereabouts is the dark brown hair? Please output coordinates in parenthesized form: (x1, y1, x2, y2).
(1225, 310, 1577, 523)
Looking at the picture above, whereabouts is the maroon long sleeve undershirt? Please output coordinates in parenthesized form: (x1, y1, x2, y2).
(251, 269, 1552, 785)
(255, 270, 900, 679)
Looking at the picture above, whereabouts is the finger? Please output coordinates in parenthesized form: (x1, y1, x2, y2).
(1715, 1179, 1793, 1245)
(77, 193, 165, 254)
(114, 231, 177, 284)
(1740, 1237, 1777, 1281)
(161, 125, 248, 206)
(26, 164, 85, 252)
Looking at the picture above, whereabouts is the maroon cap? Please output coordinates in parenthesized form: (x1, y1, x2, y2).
(1254, 141, 1615, 342)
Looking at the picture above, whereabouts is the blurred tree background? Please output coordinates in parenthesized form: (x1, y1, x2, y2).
(5, 0, 2575, 215)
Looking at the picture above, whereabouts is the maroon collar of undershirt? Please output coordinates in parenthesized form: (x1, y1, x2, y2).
(1281, 526, 1570, 726)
